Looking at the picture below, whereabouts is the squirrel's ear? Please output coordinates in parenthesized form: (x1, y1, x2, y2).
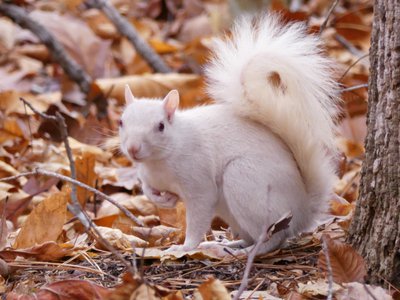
(163, 90, 179, 122)
(125, 84, 135, 104)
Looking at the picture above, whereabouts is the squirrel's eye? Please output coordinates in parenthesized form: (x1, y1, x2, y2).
(158, 122, 165, 132)
(119, 119, 123, 127)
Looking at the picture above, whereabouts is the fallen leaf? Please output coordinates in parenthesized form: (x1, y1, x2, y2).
(96, 74, 207, 108)
(297, 279, 342, 297)
(63, 137, 112, 163)
(195, 277, 230, 300)
(13, 189, 68, 249)
(330, 194, 354, 216)
(132, 225, 180, 247)
(158, 201, 186, 235)
(6, 279, 110, 300)
(318, 235, 367, 283)
(336, 282, 392, 300)
(0, 241, 75, 261)
(75, 152, 97, 207)
(109, 273, 178, 300)
(30, 10, 115, 78)
(95, 226, 148, 250)
(97, 194, 157, 218)
(0, 258, 8, 279)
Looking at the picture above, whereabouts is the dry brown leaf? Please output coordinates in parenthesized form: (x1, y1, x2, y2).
(0, 241, 75, 261)
(132, 225, 180, 247)
(297, 279, 342, 297)
(30, 10, 115, 78)
(13, 189, 68, 249)
(318, 235, 367, 284)
(75, 152, 97, 207)
(336, 282, 392, 300)
(95, 226, 148, 250)
(83, 10, 118, 39)
(231, 290, 283, 299)
(330, 195, 354, 216)
(109, 273, 178, 300)
(0, 161, 18, 178)
(158, 201, 186, 233)
(114, 166, 138, 190)
(6, 279, 110, 300)
(96, 74, 207, 108)
(97, 194, 157, 218)
(149, 39, 179, 54)
(15, 44, 50, 62)
(195, 277, 230, 300)
(64, 137, 112, 162)
(286, 291, 306, 300)
(0, 90, 61, 116)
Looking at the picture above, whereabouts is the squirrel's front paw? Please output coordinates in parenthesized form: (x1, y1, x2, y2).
(143, 185, 178, 208)
(155, 191, 178, 208)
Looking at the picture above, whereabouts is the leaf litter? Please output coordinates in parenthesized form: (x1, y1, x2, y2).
(0, 0, 390, 299)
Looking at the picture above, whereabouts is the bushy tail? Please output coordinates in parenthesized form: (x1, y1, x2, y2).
(206, 14, 339, 216)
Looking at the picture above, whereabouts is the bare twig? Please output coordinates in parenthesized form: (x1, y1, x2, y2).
(341, 84, 368, 92)
(0, 3, 92, 93)
(19, 97, 81, 214)
(85, 0, 171, 73)
(335, 34, 366, 58)
(233, 211, 293, 300)
(339, 53, 369, 81)
(19, 97, 57, 121)
(322, 235, 333, 300)
(0, 170, 144, 226)
(319, 0, 340, 34)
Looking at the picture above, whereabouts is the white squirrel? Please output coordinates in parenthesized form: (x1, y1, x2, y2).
(119, 14, 339, 254)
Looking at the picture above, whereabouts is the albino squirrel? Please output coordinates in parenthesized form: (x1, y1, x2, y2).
(119, 14, 339, 254)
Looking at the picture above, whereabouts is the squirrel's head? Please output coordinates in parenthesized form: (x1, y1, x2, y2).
(119, 85, 180, 162)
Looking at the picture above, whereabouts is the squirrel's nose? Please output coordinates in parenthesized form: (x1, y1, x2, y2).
(128, 145, 141, 159)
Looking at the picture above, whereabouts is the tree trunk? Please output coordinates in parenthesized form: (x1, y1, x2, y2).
(348, 0, 400, 286)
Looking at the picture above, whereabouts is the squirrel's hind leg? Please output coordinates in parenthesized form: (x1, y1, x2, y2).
(221, 157, 288, 254)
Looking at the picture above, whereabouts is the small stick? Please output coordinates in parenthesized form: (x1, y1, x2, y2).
(341, 84, 368, 92)
(20, 97, 81, 215)
(0, 170, 144, 227)
(0, 3, 92, 94)
(339, 53, 369, 81)
(319, 0, 340, 34)
(85, 0, 171, 73)
(335, 34, 366, 58)
(322, 235, 333, 300)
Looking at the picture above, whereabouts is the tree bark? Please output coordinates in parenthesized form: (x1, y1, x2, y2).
(348, 0, 400, 286)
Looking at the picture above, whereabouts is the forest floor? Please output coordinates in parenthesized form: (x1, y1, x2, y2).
(0, 0, 390, 299)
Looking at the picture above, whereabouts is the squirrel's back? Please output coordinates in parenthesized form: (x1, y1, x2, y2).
(205, 14, 340, 222)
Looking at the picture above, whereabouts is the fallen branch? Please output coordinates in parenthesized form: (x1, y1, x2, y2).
(0, 169, 143, 227)
(0, 3, 92, 93)
(85, 0, 171, 73)
(319, 0, 340, 34)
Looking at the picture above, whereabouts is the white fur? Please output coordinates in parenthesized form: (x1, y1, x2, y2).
(206, 14, 339, 218)
(119, 14, 339, 254)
